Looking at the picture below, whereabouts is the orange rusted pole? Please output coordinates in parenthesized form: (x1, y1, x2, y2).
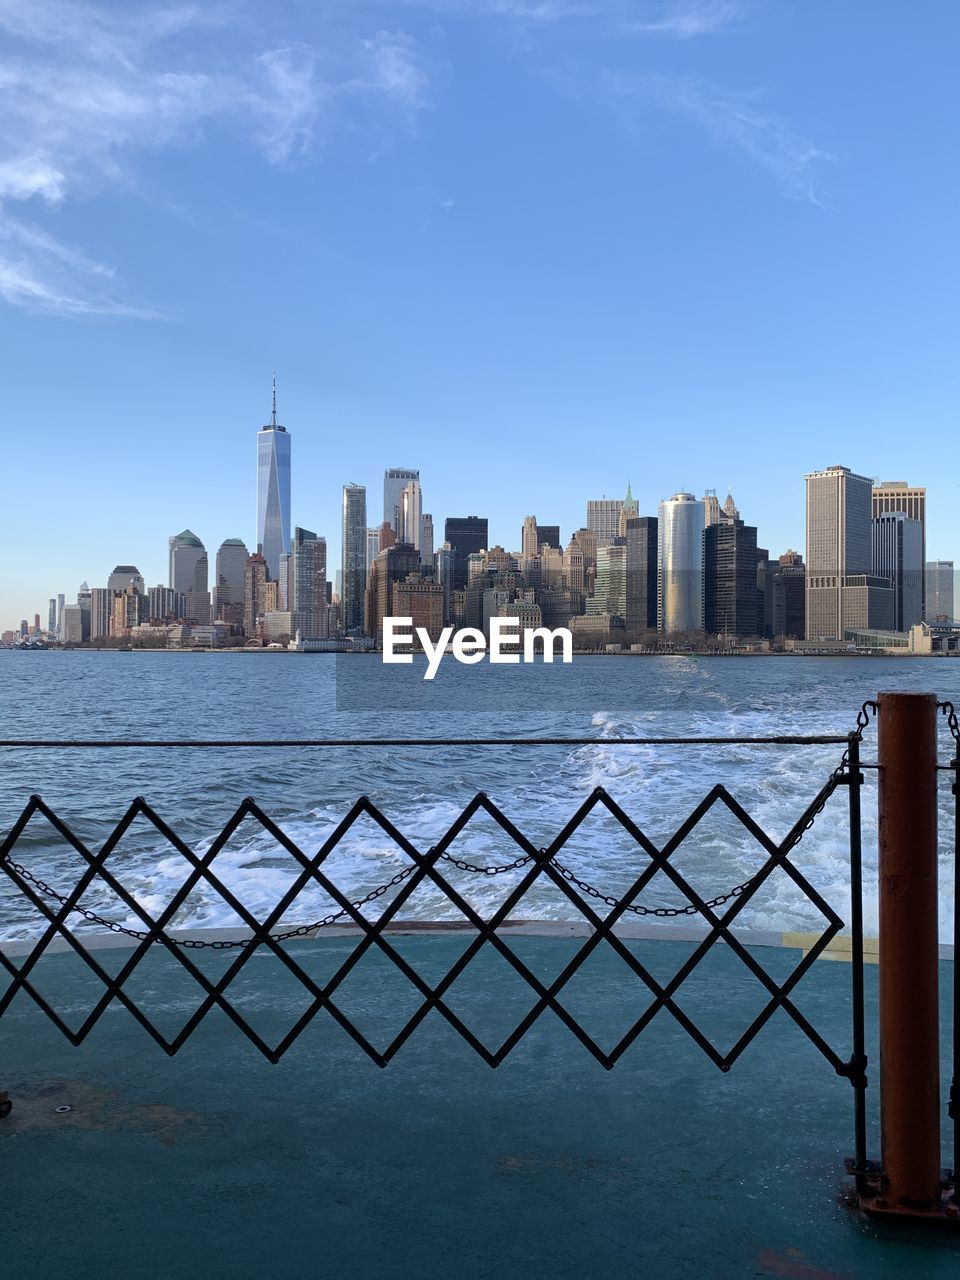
(877, 690, 941, 1211)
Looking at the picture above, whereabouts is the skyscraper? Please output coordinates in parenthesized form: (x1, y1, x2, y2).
(521, 516, 538, 561)
(48, 599, 56, 633)
(586, 543, 627, 618)
(90, 588, 113, 640)
(444, 516, 488, 590)
(168, 529, 210, 624)
(624, 515, 658, 632)
(107, 565, 145, 594)
(400, 478, 422, 550)
(872, 512, 923, 631)
(366, 528, 381, 572)
(383, 468, 419, 536)
(420, 513, 434, 569)
(168, 530, 207, 594)
(925, 561, 955, 622)
(587, 498, 623, 548)
(702, 490, 721, 528)
(806, 465, 894, 640)
(256, 374, 291, 582)
(212, 538, 249, 622)
(292, 526, 328, 639)
(341, 484, 367, 634)
(775, 551, 806, 639)
(658, 493, 705, 633)
(872, 481, 925, 614)
(243, 550, 268, 638)
(76, 582, 92, 642)
(703, 519, 759, 638)
(364, 542, 420, 639)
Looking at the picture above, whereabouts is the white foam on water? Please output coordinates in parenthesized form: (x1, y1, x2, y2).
(3, 656, 959, 943)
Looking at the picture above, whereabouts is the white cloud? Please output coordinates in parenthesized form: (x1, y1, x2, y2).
(393, 0, 750, 29)
(626, 1, 753, 38)
(0, 155, 66, 202)
(599, 72, 832, 204)
(0, 2, 432, 317)
(250, 45, 324, 162)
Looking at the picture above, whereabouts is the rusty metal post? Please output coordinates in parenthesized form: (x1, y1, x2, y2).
(876, 690, 941, 1212)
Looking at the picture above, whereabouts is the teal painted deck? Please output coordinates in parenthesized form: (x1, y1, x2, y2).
(1, 933, 958, 1279)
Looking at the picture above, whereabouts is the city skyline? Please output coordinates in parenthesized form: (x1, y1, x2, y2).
(5, 415, 954, 648)
(4, 375, 958, 631)
(2, 3, 959, 623)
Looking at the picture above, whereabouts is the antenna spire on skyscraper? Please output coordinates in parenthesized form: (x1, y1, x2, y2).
(272, 370, 277, 427)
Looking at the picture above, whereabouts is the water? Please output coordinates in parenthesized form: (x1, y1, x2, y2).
(0, 650, 957, 941)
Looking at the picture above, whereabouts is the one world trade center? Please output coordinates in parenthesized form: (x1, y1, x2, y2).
(256, 373, 291, 583)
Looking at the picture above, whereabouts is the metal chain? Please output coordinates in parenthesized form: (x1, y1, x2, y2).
(938, 700, 960, 748)
(550, 857, 756, 917)
(2, 858, 417, 950)
(438, 850, 533, 875)
(1, 705, 878, 942)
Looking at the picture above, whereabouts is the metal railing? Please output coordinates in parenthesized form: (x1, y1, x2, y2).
(0, 712, 881, 1190)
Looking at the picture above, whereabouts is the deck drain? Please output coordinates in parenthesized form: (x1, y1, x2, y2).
(54, 1105, 73, 1114)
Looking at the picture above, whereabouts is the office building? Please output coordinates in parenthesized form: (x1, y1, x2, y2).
(586, 542, 627, 618)
(394, 577, 445, 644)
(384, 468, 419, 536)
(521, 516, 539, 562)
(444, 516, 488, 590)
(366, 528, 381, 572)
(873, 481, 925, 613)
(803, 465, 896, 640)
(624, 515, 658, 633)
(806, 465, 894, 640)
(60, 605, 83, 644)
(420, 513, 434, 569)
(169, 530, 207, 595)
(925, 560, 955, 623)
(587, 498, 623, 548)
(617, 484, 638, 539)
(107, 565, 145, 595)
(341, 483, 367, 634)
(658, 492, 705, 633)
(775, 551, 805, 639)
(400, 477, 422, 550)
(212, 539, 249, 622)
(435, 546, 454, 624)
(721, 491, 740, 523)
(48, 599, 56, 633)
(292, 526, 328, 639)
(364, 543, 420, 639)
(757, 548, 785, 638)
(90, 588, 113, 641)
(256, 375, 292, 582)
(147, 586, 186, 623)
(703, 519, 759, 638)
(703, 490, 721, 528)
(872, 512, 923, 631)
(243, 551, 268, 638)
(76, 582, 92, 641)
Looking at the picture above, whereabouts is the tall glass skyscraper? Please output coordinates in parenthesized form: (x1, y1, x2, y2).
(341, 484, 367, 634)
(657, 492, 705, 633)
(257, 375, 291, 582)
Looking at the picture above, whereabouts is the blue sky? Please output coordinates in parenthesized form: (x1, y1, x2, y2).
(1, 0, 957, 625)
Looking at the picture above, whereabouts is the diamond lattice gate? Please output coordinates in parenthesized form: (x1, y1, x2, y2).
(0, 720, 875, 1186)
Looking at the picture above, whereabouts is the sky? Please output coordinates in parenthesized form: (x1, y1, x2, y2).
(1, 0, 958, 626)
